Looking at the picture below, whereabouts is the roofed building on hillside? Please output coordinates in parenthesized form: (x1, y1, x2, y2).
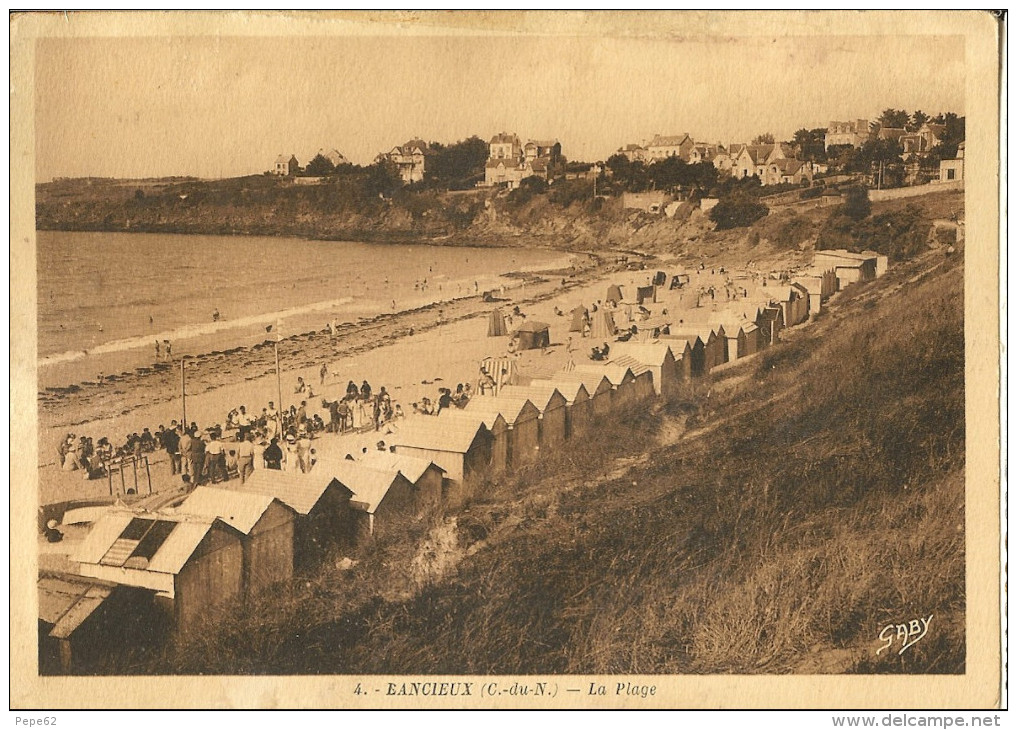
(489, 132, 522, 161)
(379, 139, 429, 184)
(763, 158, 814, 186)
(464, 395, 542, 467)
(939, 141, 964, 183)
(730, 143, 803, 184)
(73, 510, 245, 635)
(646, 133, 695, 162)
(318, 148, 350, 167)
(825, 119, 870, 149)
(273, 154, 299, 176)
(523, 139, 562, 165)
(812, 250, 880, 289)
(616, 143, 648, 162)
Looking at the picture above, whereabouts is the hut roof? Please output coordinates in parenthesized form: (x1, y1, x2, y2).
(38, 573, 118, 638)
(464, 395, 538, 425)
(553, 369, 613, 394)
(498, 384, 566, 411)
(235, 469, 351, 515)
(611, 341, 677, 366)
(177, 486, 282, 535)
(74, 510, 224, 575)
(535, 377, 590, 404)
(391, 417, 488, 454)
(322, 459, 401, 514)
(437, 408, 507, 433)
(574, 362, 635, 386)
(356, 449, 445, 484)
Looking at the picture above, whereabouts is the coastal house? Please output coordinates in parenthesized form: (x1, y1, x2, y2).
(177, 487, 297, 596)
(646, 133, 695, 162)
(489, 132, 522, 161)
(379, 139, 429, 184)
(74, 510, 245, 635)
(763, 158, 814, 186)
(232, 468, 357, 567)
(825, 119, 870, 150)
(939, 142, 964, 183)
(273, 154, 299, 176)
(617, 143, 648, 162)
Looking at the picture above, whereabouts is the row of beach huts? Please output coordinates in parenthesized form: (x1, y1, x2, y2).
(39, 249, 885, 674)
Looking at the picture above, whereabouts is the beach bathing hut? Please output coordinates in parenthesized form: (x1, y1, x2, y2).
(635, 284, 657, 305)
(574, 362, 639, 409)
(514, 321, 551, 350)
(792, 276, 825, 315)
(611, 341, 681, 395)
(538, 377, 593, 440)
(569, 306, 590, 333)
(355, 450, 445, 511)
(662, 334, 706, 377)
(498, 384, 569, 451)
(320, 459, 424, 541)
(590, 309, 617, 340)
(668, 327, 724, 374)
(767, 286, 809, 328)
(390, 417, 493, 497)
(233, 468, 356, 567)
(487, 308, 508, 337)
(438, 410, 510, 477)
(465, 395, 542, 467)
(38, 573, 160, 675)
(606, 284, 625, 305)
(177, 487, 296, 596)
(553, 369, 614, 421)
(718, 319, 761, 361)
(813, 250, 877, 290)
(609, 356, 657, 403)
(631, 316, 672, 342)
(74, 510, 244, 635)
(806, 266, 839, 299)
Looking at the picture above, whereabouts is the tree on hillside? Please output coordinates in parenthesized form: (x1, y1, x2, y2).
(908, 110, 930, 132)
(791, 128, 829, 162)
(364, 159, 402, 197)
(752, 132, 775, 145)
(878, 109, 910, 129)
(304, 154, 336, 177)
(425, 136, 489, 189)
(841, 185, 871, 221)
(709, 192, 769, 230)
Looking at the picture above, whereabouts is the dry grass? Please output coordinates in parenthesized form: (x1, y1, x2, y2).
(126, 245, 966, 676)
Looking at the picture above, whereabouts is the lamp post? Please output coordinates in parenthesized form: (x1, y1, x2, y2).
(180, 356, 188, 427)
(274, 336, 284, 435)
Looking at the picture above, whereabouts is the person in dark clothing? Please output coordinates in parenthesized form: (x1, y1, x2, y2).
(162, 426, 181, 475)
(360, 380, 372, 400)
(346, 380, 359, 400)
(188, 432, 206, 485)
(263, 437, 283, 470)
(436, 388, 452, 415)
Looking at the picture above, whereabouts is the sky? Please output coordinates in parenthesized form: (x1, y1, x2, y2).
(34, 30, 966, 181)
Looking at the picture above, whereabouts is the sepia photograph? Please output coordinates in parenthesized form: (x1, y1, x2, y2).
(10, 10, 1003, 710)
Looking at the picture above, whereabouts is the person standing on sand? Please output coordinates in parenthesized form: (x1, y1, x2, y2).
(163, 424, 180, 475)
(320, 363, 328, 386)
(164, 340, 172, 359)
(188, 430, 205, 486)
(265, 402, 279, 439)
(155, 340, 161, 360)
(178, 428, 192, 479)
(205, 431, 225, 483)
(263, 437, 283, 470)
(236, 433, 256, 483)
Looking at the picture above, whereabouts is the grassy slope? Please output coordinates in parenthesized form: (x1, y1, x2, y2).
(140, 236, 965, 677)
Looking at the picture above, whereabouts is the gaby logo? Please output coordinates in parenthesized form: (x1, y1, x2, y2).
(876, 614, 933, 656)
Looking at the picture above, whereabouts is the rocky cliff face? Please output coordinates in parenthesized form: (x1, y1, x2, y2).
(35, 177, 718, 254)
